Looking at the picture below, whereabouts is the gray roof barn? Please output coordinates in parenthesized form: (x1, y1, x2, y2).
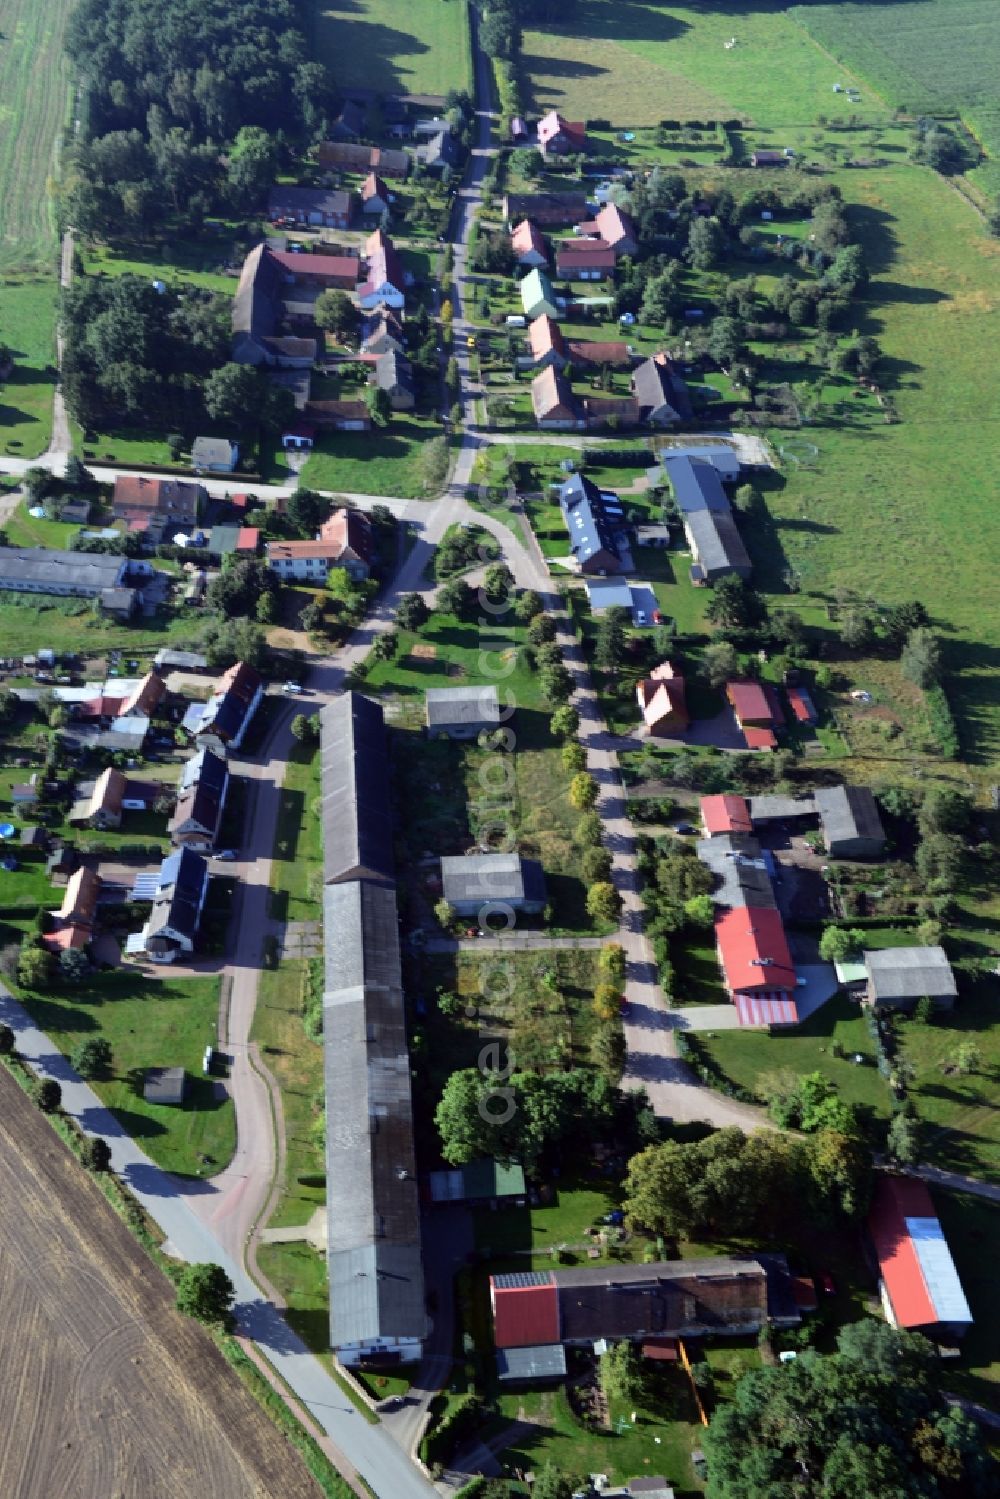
(663, 454, 731, 515)
(440, 852, 547, 913)
(323, 879, 428, 1351)
(143, 1067, 187, 1105)
(682, 507, 751, 581)
(319, 693, 395, 886)
(425, 684, 500, 736)
(0, 547, 126, 597)
(267, 185, 353, 222)
(864, 946, 957, 1009)
(814, 784, 886, 859)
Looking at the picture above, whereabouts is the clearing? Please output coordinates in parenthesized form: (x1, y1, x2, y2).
(0, 1063, 322, 1499)
(309, 0, 470, 98)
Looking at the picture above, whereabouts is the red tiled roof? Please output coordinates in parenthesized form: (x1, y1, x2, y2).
(868, 1177, 938, 1329)
(556, 240, 616, 272)
(726, 680, 773, 725)
(511, 219, 547, 258)
(743, 726, 778, 751)
(42, 924, 90, 952)
(266, 540, 341, 562)
(270, 250, 360, 281)
(529, 315, 565, 360)
(700, 794, 752, 835)
(716, 906, 795, 995)
(565, 339, 631, 367)
(735, 994, 799, 1026)
(236, 527, 260, 552)
(490, 1275, 560, 1349)
(787, 686, 818, 724)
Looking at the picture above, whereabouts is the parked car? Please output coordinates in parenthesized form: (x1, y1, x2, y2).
(216, 850, 237, 862)
(282, 681, 304, 694)
(675, 822, 696, 835)
(817, 1270, 836, 1296)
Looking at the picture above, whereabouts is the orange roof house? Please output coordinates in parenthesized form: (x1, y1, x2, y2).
(636, 662, 689, 735)
(510, 219, 548, 267)
(528, 314, 567, 369)
(700, 794, 752, 836)
(726, 680, 779, 751)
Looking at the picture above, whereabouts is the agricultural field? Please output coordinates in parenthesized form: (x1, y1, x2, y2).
(309, 0, 470, 98)
(521, 0, 881, 128)
(794, 0, 1000, 194)
(0, 1066, 322, 1499)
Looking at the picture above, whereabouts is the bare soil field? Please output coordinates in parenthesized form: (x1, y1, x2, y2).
(0, 1066, 321, 1499)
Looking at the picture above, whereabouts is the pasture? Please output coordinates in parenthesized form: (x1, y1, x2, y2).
(0, 1066, 323, 1499)
(521, 0, 881, 127)
(309, 0, 470, 98)
(794, 0, 1000, 193)
(0, 275, 56, 458)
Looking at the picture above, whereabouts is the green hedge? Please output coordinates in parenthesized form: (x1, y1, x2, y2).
(580, 447, 653, 466)
(420, 1393, 487, 1467)
(925, 684, 959, 759)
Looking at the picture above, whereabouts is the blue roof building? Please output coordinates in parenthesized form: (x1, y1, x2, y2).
(559, 473, 628, 575)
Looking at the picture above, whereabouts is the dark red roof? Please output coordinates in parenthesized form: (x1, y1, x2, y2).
(787, 686, 818, 724)
(716, 906, 795, 995)
(700, 794, 751, 835)
(490, 1274, 560, 1349)
(271, 250, 360, 281)
(726, 680, 773, 725)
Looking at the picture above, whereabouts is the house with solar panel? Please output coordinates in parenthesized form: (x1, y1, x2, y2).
(318, 693, 428, 1367)
(868, 1177, 972, 1340)
(132, 848, 210, 963)
(182, 661, 263, 757)
(558, 473, 630, 575)
(489, 1256, 800, 1383)
(167, 748, 230, 851)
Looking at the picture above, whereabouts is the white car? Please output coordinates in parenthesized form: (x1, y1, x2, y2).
(282, 681, 304, 694)
(215, 850, 237, 862)
(634, 611, 647, 626)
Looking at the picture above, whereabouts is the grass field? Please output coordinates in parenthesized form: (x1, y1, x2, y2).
(0, 590, 199, 656)
(252, 961, 326, 1231)
(521, 0, 881, 128)
(270, 741, 322, 924)
(794, 0, 1000, 191)
(0, 0, 72, 270)
(18, 970, 234, 1177)
(309, 0, 470, 98)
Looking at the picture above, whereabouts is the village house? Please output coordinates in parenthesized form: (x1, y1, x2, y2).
(440, 852, 547, 917)
(418, 128, 460, 173)
(636, 662, 690, 735)
(136, 847, 210, 964)
(425, 684, 500, 740)
(68, 767, 127, 830)
(167, 748, 229, 851)
(631, 354, 692, 426)
(559, 473, 628, 574)
(864, 946, 958, 1013)
(576, 201, 639, 257)
(555, 239, 616, 281)
(43, 866, 101, 954)
(265, 539, 343, 583)
(528, 315, 567, 370)
(511, 219, 549, 268)
(537, 109, 588, 156)
(360, 307, 406, 356)
(112, 476, 203, 540)
(183, 661, 263, 755)
(304, 398, 371, 432)
(267, 185, 354, 229)
(361, 172, 391, 217)
(270, 247, 360, 291)
(318, 507, 374, 580)
(191, 437, 238, 475)
(700, 794, 754, 837)
(374, 349, 416, 410)
(867, 1177, 972, 1340)
(520, 267, 560, 321)
(329, 99, 366, 141)
(357, 228, 406, 310)
(531, 367, 582, 430)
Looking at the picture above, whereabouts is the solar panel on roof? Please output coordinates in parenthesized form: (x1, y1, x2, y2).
(906, 1217, 973, 1323)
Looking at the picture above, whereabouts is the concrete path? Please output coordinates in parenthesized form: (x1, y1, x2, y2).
(906, 1164, 1000, 1204)
(423, 934, 608, 954)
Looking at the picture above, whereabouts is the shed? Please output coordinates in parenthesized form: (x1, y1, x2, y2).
(143, 1067, 188, 1105)
(864, 946, 957, 1012)
(425, 684, 500, 740)
(496, 1344, 568, 1383)
(440, 852, 547, 916)
(191, 437, 239, 474)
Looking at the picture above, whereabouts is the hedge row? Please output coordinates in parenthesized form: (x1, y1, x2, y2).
(580, 447, 653, 466)
(420, 1393, 487, 1467)
(925, 684, 960, 759)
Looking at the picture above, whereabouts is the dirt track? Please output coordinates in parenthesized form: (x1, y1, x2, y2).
(0, 1066, 322, 1499)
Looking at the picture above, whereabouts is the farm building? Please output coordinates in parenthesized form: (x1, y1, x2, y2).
(714, 906, 797, 1024)
(143, 1067, 188, 1105)
(429, 1159, 526, 1206)
(700, 794, 753, 836)
(750, 150, 786, 167)
(440, 852, 547, 916)
(511, 219, 549, 268)
(267, 186, 353, 229)
(566, 338, 632, 369)
(503, 192, 589, 229)
(864, 946, 957, 1013)
(726, 681, 779, 750)
(555, 240, 616, 280)
(868, 1177, 972, 1340)
(425, 684, 500, 740)
(317, 142, 410, 178)
(813, 784, 886, 860)
(0, 546, 127, 600)
(319, 692, 396, 887)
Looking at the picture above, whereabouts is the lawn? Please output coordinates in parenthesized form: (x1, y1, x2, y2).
(899, 986, 1000, 1184)
(2, 501, 83, 550)
(269, 740, 322, 923)
(696, 993, 891, 1134)
(0, 275, 57, 459)
(300, 418, 447, 499)
(933, 1191, 1000, 1404)
(309, 0, 471, 98)
(0, 0, 72, 270)
(18, 970, 234, 1176)
(82, 239, 241, 297)
(521, 0, 882, 128)
(0, 591, 197, 657)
